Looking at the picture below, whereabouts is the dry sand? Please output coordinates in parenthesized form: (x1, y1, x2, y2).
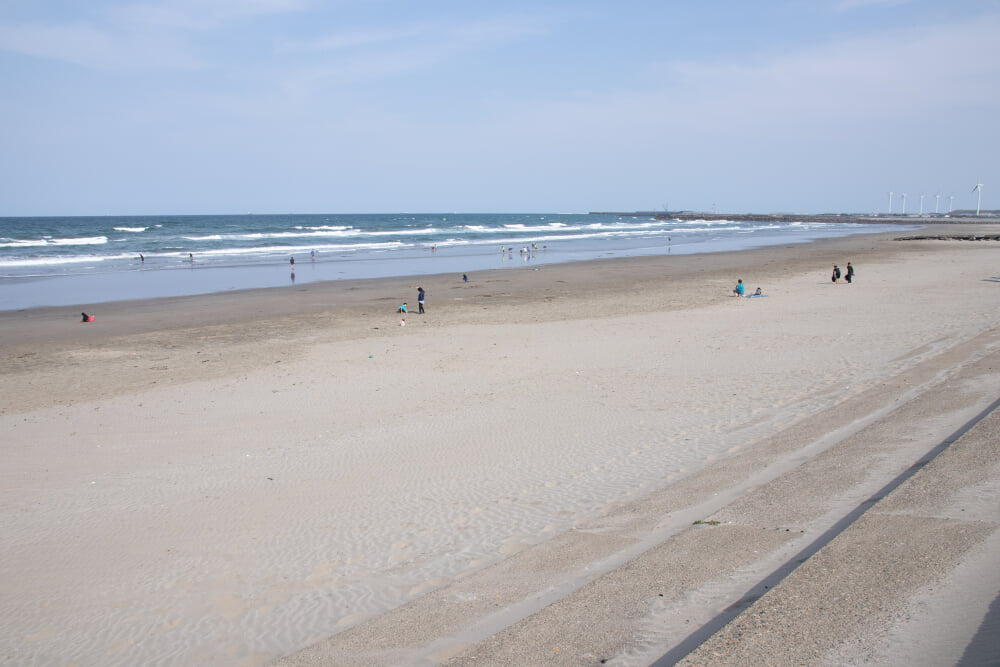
(1, 225, 998, 666)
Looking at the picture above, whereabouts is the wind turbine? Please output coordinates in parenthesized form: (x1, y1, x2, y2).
(888, 191, 893, 214)
(972, 179, 984, 216)
(919, 194, 924, 215)
(949, 194, 955, 213)
(935, 193, 940, 214)
(901, 193, 907, 215)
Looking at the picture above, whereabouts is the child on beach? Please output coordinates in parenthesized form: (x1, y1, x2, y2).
(397, 303, 407, 313)
(733, 279, 745, 296)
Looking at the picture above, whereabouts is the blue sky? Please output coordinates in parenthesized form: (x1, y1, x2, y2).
(1, 0, 997, 216)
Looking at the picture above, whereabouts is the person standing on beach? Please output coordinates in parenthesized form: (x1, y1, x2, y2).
(832, 265, 841, 284)
(845, 262, 854, 284)
(417, 287, 425, 314)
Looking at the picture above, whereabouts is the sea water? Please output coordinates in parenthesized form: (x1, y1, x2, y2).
(0, 213, 909, 310)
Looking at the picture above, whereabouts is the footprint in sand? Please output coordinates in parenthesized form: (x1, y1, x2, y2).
(155, 619, 183, 634)
(108, 639, 136, 653)
(337, 613, 368, 627)
(499, 543, 528, 554)
(409, 577, 450, 596)
(210, 593, 255, 619)
(306, 561, 341, 584)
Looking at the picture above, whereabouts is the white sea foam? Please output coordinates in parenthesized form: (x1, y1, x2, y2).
(113, 227, 147, 232)
(0, 253, 136, 268)
(1, 236, 108, 247)
(51, 236, 108, 246)
(164, 240, 408, 259)
(182, 228, 435, 242)
(0, 239, 50, 248)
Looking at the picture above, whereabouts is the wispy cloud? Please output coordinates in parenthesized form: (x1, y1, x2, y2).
(0, 20, 203, 70)
(276, 14, 548, 55)
(832, 0, 914, 11)
(647, 13, 1000, 124)
(0, 0, 308, 70)
(274, 26, 427, 53)
(271, 14, 551, 98)
(113, 0, 308, 32)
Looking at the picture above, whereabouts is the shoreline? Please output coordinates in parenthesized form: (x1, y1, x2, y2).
(0, 226, 928, 344)
(0, 219, 916, 312)
(2, 224, 998, 665)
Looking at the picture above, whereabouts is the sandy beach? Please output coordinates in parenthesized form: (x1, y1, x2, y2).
(2, 225, 999, 666)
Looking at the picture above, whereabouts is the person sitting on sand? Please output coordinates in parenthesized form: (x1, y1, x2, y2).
(733, 279, 745, 296)
(754, 287, 762, 296)
(397, 303, 407, 313)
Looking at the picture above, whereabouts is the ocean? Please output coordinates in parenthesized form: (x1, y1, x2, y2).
(0, 213, 909, 311)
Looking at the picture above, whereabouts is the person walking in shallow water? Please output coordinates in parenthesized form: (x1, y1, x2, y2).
(417, 287, 425, 314)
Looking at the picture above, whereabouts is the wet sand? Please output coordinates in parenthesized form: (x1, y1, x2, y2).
(1, 225, 998, 665)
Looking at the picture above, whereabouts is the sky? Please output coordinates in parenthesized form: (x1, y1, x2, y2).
(1, 0, 998, 216)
